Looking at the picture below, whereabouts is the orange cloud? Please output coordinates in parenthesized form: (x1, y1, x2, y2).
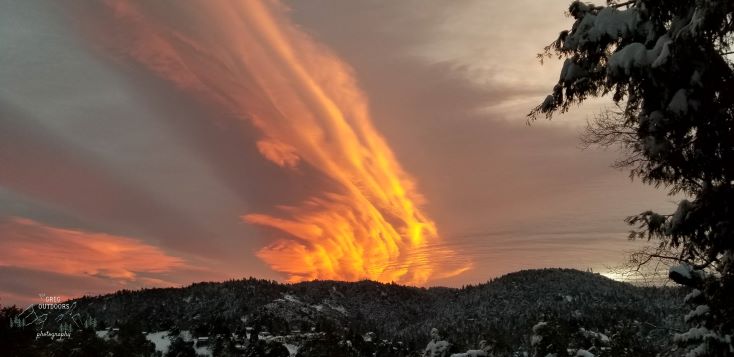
(0, 217, 185, 281)
(256, 137, 300, 169)
(88, 0, 470, 284)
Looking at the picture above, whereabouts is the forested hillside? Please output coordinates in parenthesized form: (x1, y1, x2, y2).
(2, 269, 686, 356)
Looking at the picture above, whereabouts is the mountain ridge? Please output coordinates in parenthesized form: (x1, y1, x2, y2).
(55, 268, 685, 353)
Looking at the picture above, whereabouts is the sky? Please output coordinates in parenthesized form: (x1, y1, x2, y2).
(0, 0, 676, 306)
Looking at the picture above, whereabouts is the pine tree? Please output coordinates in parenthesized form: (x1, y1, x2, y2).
(530, 320, 569, 357)
(530, 1, 733, 355)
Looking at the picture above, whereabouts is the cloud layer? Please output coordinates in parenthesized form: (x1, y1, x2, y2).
(0, 217, 185, 280)
(79, 0, 469, 284)
(0, 0, 676, 305)
(0, 217, 191, 305)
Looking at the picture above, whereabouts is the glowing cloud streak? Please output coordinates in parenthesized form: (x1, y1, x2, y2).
(0, 218, 185, 281)
(92, 0, 470, 284)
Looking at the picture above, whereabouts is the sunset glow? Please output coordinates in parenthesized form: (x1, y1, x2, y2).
(92, 0, 469, 284)
(0, 0, 678, 308)
(0, 218, 185, 282)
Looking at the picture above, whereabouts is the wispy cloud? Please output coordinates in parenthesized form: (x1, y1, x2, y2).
(0, 217, 186, 280)
(0, 0, 677, 297)
(80, 0, 470, 284)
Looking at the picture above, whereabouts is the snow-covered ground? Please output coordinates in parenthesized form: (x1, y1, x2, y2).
(140, 330, 211, 356)
(284, 343, 298, 356)
(145, 331, 172, 354)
